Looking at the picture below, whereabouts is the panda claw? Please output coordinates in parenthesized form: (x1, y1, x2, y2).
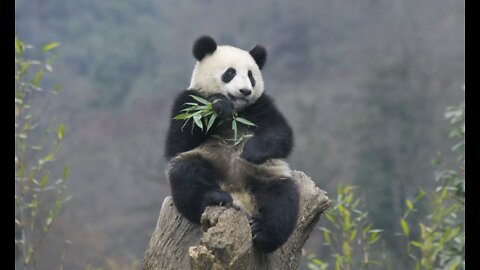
(250, 218, 261, 235)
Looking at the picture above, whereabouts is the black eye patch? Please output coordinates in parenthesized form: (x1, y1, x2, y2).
(248, 70, 256, 87)
(222, 67, 236, 83)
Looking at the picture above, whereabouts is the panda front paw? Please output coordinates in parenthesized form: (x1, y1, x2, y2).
(202, 190, 233, 208)
(208, 94, 234, 118)
(241, 140, 267, 164)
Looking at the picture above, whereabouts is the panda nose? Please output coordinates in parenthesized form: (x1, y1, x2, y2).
(239, 89, 252, 96)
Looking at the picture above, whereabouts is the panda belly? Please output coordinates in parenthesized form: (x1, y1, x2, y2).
(171, 131, 292, 217)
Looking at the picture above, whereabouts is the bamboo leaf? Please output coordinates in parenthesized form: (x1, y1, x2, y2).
(235, 117, 257, 127)
(63, 165, 70, 180)
(406, 199, 414, 211)
(401, 218, 410, 237)
(41, 42, 60, 52)
(414, 190, 426, 202)
(410, 241, 422, 248)
(206, 114, 217, 132)
(58, 124, 65, 140)
(15, 37, 24, 55)
(40, 173, 50, 188)
(368, 232, 380, 244)
(193, 115, 203, 130)
(19, 62, 30, 76)
(189, 95, 210, 105)
(53, 84, 62, 94)
(173, 113, 190, 120)
(33, 70, 44, 87)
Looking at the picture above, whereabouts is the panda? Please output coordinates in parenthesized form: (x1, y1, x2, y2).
(165, 35, 299, 253)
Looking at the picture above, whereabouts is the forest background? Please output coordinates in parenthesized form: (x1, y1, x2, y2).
(15, 0, 464, 269)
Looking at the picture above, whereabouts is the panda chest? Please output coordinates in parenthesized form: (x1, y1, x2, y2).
(204, 123, 254, 186)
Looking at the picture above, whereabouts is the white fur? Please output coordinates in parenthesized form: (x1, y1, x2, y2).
(188, 45, 264, 109)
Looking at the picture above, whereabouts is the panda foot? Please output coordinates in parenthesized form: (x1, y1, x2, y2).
(249, 217, 286, 253)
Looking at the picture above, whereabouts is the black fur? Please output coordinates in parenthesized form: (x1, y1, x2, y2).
(164, 91, 211, 159)
(222, 67, 236, 83)
(238, 94, 293, 164)
(249, 45, 267, 70)
(165, 89, 296, 252)
(248, 70, 256, 87)
(165, 90, 293, 161)
(168, 153, 232, 223)
(249, 177, 299, 252)
(193, 36, 217, 61)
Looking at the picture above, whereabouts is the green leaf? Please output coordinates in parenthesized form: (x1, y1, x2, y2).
(15, 37, 24, 55)
(189, 95, 210, 105)
(19, 62, 30, 76)
(43, 153, 55, 162)
(40, 173, 50, 188)
(58, 124, 65, 140)
(53, 84, 62, 94)
(235, 117, 257, 126)
(349, 230, 357, 242)
(335, 255, 341, 270)
(63, 165, 70, 180)
(323, 229, 331, 245)
(410, 241, 422, 248)
(193, 115, 203, 130)
(173, 113, 190, 120)
(41, 42, 60, 52)
(414, 190, 426, 202)
(401, 218, 410, 237)
(406, 199, 413, 211)
(206, 114, 217, 132)
(368, 232, 380, 244)
(33, 70, 44, 87)
(325, 212, 336, 223)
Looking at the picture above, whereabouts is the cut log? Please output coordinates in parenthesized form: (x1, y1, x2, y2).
(142, 170, 333, 270)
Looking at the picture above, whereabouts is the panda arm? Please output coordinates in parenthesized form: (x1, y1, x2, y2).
(239, 94, 293, 164)
(164, 90, 211, 159)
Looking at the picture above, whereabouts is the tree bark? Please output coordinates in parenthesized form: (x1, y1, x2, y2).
(142, 170, 332, 270)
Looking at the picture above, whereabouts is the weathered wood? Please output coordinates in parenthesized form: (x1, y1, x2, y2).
(142, 170, 332, 270)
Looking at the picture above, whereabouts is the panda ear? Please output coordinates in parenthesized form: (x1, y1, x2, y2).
(193, 36, 217, 61)
(249, 45, 267, 69)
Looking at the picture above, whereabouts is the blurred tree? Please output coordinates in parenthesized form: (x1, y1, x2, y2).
(401, 87, 465, 269)
(15, 36, 71, 269)
(355, 58, 438, 264)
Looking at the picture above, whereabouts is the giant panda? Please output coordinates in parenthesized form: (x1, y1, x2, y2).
(165, 36, 299, 253)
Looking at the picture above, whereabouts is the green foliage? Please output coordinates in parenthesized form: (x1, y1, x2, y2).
(401, 86, 465, 270)
(308, 184, 383, 270)
(15, 36, 70, 269)
(173, 95, 256, 145)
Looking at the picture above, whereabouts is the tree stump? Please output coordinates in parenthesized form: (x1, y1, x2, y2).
(142, 170, 332, 270)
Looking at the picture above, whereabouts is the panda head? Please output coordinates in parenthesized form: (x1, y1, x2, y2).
(188, 36, 267, 110)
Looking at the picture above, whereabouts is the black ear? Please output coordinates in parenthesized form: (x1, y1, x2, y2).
(193, 36, 217, 61)
(249, 45, 267, 69)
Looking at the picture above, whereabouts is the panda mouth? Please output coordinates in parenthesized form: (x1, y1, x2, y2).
(228, 94, 248, 103)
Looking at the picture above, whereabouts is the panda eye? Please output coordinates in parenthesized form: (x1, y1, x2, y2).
(248, 70, 256, 87)
(222, 67, 236, 83)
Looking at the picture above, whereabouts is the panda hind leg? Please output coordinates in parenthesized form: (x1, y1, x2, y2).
(168, 154, 232, 224)
(250, 177, 299, 253)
